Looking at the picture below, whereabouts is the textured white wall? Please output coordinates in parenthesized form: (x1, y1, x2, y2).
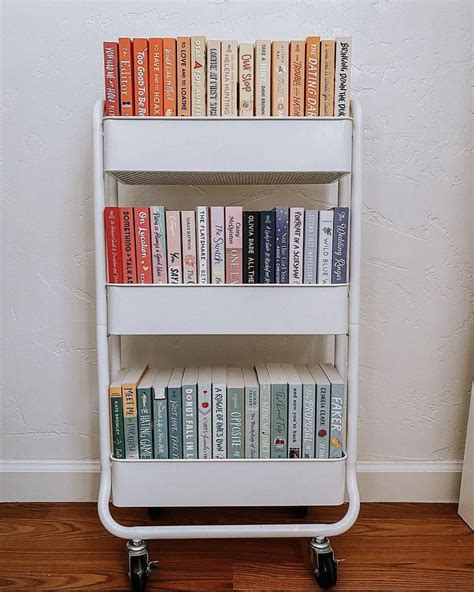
(1, 1, 472, 495)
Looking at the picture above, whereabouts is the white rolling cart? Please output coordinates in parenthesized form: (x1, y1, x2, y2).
(92, 98, 363, 591)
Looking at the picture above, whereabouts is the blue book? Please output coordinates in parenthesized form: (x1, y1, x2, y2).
(168, 368, 184, 459)
(331, 207, 350, 284)
(274, 206, 289, 283)
(137, 369, 156, 459)
(259, 210, 275, 283)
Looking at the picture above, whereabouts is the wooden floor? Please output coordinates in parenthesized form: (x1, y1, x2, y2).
(0, 502, 473, 591)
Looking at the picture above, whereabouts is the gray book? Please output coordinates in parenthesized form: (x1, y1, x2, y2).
(212, 366, 227, 458)
(266, 363, 288, 458)
(182, 368, 198, 459)
(137, 368, 157, 459)
(304, 210, 318, 284)
(168, 368, 184, 459)
(307, 364, 330, 458)
(227, 367, 245, 458)
(243, 367, 259, 459)
(255, 364, 271, 458)
(321, 363, 345, 459)
(296, 365, 316, 459)
(197, 366, 212, 459)
(152, 368, 172, 459)
(281, 363, 303, 459)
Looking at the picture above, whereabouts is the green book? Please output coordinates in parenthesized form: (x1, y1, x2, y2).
(109, 369, 128, 459)
(122, 365, 148, 459)
(152, 368, 172, 459)
(227, 367, 245, 458)
(266, 363, 288, 458)
(182, 368, 198, 459)
(137, 369, 156, 459)
(321, 363, 345, 459)
(168, 368, 184, 459)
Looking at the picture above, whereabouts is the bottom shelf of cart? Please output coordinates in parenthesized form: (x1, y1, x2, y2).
(111, 455, 346, 507)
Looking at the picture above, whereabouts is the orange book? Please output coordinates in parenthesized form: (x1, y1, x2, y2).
(118, 38, 134, 115)
(103, 42, 119, 116)
(289, 41, 305, 116)
(177, 37, 191, 116)
(148, 38, 163, 116)
(163, 38, 177, 116)
(305, 36, 320, 116)
(133, 38, 149, 116)
(319, 40, 335, 116)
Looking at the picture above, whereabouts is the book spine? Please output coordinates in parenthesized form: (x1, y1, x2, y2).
(259, 382, 271, 458)
(227, 387, 245, 458)
(212, 382, 226, 458)
(103, 42, 119, 116)
(271, 41, 289, 116)
(275, 207, 289, 283)
(109, 384, 125, 458)
(210, 207, 225, 284)
(225, 207, 243, 284)
(166, 211, 182, 284)
(243, 212, 259, 284)
(148, 38, 163, 116)
(317, 210, 334, 284)
(198, 380, 212, 458)
(319, 40, 335, 116)
(104, 207, 123, 283)
(259, 210, 275, 284)
(177, 37, 191, 116)
(118, 38, 134, 115)
(303, 210, 318, 284)
(133, 38, 149, 116)
(150, 206, 167, 284)
(163, 38, 177, 116)
(153, 395, 169, 459)
(334, 37, 352, 117)
(315, 382, 330, 458)
(289, 207, 304, 284)
(168, 386, 183, 459)
(302, 383, 316, 458)
(183, 383, 198, 459)
(134, 207, 152, 284)
(137, 387, 153, 459)
(255, 40, 271, 116)
(207, 40, 221, 116)
(305, 36, 320, 116)
(288, 382, 303, 458)
(245, 385, 259, 459)
(191, 36, 206, 116)
(181, 211, 197, 284)
(289, 41, 305, 116)
(196, 206, 210, 284)
(123, 385, 139, 459)
(119, 207, 137, 283)
(239, 43, 254, 116)
(270, 383, 288, 458)
(221, 41, 238, 116)
(331, 207, 349, 284)
(329, 379, 345, 459)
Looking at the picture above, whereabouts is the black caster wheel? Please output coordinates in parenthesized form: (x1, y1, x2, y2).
(129, 555, 148, 592)
(147, 506, 162, 520)
(315, 552, 337, 589)
(293, 506, 309, 518)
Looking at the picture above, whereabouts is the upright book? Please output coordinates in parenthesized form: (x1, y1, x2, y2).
(196, 206, 210, 283)
(119, 207, 137, 283)
(289, 40, 305, 116)
(118, 38, 134, 115)
(150, 205, 167, 283)
(210, 206, 225, 284)
(109, 368, 128, 459)
(134, 207, 152, 284)
(168, 367, 184, 459)
(243, 211, 259, 284)
(243, 367, 259, 459)
(308, 363, 330, 458)
(331, 207, 349, 284)
(221, 40, 238, 116)
(225, 206, 243, 283)
(255, 363, 271, 459)
(255, 40, 271, 116)
(304, 36, 320, 116)
(321, 363, 345, 459)
(177, 36, 191, 116)
(122, 365, 148, 459)
(133, 38, 149, 116)
(289, 207, 304, 284)
(148, 38, 163, 116)
(227, 367, 245, 458)
(334, 37, 352, 117)
(191, 36, 206, 116)
(163, 38, 177, 116)
(271, 41, 289, 116)
(296, 364, 316, 459)
(303, 210, 318, 284)
(319, 40, 335, 116)
(281, 363, 303, 458)
(266, 363, 288, 458)
(182, 367, 198, 459)
(259, 210, 275, 283)
(137, 368, 156, 459)
(104, 206, 123, 283)
(317, 210, 334, 284)
(166, 211, 182, 284)
(212, 366, 227, 458)
(197, 366, 212, 458)
(103, 42, 119, 116)
(274, 206, 289, 283)
(207, 40, 221, 116)
(152, 368, 172, 459)
(239, 43, 254, 116)
(181, 210, 197, 284)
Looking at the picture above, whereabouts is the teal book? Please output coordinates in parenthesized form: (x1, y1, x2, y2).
(137, 369, 156, 459)
(227, 367, 245, 458)
(182, 368, 198, 459)
(212, 366, 227, 458)
(281, 363, 303, 458)
(321, 363, 345, 459)
(266, 363, 288, 458)
(109, 369, 128, 459)
(168, 368, 184, 459)
(308, 364, 330, 458)
(152, 368, 172, 459)
(296, 364, 316, 459)
(122, 365, 148, 459)
(255, 364, 271, 458)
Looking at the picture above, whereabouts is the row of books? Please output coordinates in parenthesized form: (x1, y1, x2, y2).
(103, 36, 352, 118)
(105, 206, 349, 285)
(110, 363, 345, 460)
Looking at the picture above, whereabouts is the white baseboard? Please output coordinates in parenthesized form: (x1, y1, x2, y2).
(0, 459, 462, 503)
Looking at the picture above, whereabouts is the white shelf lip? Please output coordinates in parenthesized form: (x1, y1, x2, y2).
(106, 283, 349, 288)
(111, 455, 347, 464)
(103, 115, 353, 122)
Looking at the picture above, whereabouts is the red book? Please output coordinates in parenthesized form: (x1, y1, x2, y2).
(134, 207, 153, 284)
(103, 42, 119, 116)
(133, 38, 149, 116)
(119, 207, 137, 283)
(118, 38, 134, 115)
(104, 207, 123, 283)
(149, 38, 163, 116)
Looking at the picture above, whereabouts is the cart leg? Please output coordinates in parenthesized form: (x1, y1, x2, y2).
(309, 537, 339, 589)
(127, 539, 158, 592)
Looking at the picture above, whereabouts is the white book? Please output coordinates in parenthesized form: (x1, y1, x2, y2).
(307, 364, 330, 458)
(243, 366, 259, 459)
(196, 206, 210, 284)
(191, 36, 206, 116)
(239, 43, 254, 116)
(210, 206, 225, 284)
(255, 363, 271, 458)
(334, 37, 352, 117)
(212, 366, 227, 458)
(182, 367, 198, 459)
(221, 40, 238, 116)
(197, 366, 212, 458)
(303, 210, 318, 284)
(296, 364, 316, 459)
(181, 211, 197, 284)
(289, 207, 304, 284)
(207, 40, 221, 116)
(255, 40, 271, 116)
(281, 363, 303, 458)
(317, 210, 334, 284)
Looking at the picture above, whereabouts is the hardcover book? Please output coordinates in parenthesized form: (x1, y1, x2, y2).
(103, 42, 119, 116)
(255, 363, 271, 459)
(137, 368, 156, 459)
(259, 210, 275, 283)
(319, 40, 335, 116)
(321, 363, 345, 459)
(289, 41, 305, 116)
(307, 364, 330, 458)
(317, 210, 334, 284)
(134, 207, 152, 284)
(255, 40, 271, 116)
(196, 206, 210, 284)
(227, 367, 245, 458)
(105, 207, 123, 283)
(133, 38, 149, 116)
(207, 40, 221, 116)
(266, 363, 288, 458)
(305, 36, 320, 116)
(303, 210, 318, 284)
(274, 206, 289, 283)
(271, 41, 289, 116)
(334, 37, 352, 117)
(191, 36, 206, 116)
(182, 367, 198, 459)
(150, 205, 167, 283)
(118, 38, 134, 115)
(331, 207, 349, 284)
(152, 368, 172, 459)
(225, 206, 243, 284)
(109, 368, 128, 459)
(122, 365, 148, 459)
(281, 363, 303, 458)
(163, 38, 177, 116)
(210, 206, 225, 284)
(197, 366, 212, 458)
(289, 207, 304, 284)
(119, 207, 137, 283)
(148, 38, 163, 116)
(243, 367, 259, 459)
(166, 211, 182, 284)
(296, 364, 316, 459)
(177, 36, 191, 116)
(168, 367, 184, 459)
(212, 366, 227, 458)
(181, 211, 197, 284)
(221, 40, 238, 116)
(239, 43, 254, 116)
(243, 211, 259, 284)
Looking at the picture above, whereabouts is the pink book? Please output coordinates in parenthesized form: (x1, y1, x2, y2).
(166, 211, 182, 283)
(210, 207, 225, 284)
(134, 207, 153, 284)
(181, 211, 197, 284)
(225, 206, 243, 284)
